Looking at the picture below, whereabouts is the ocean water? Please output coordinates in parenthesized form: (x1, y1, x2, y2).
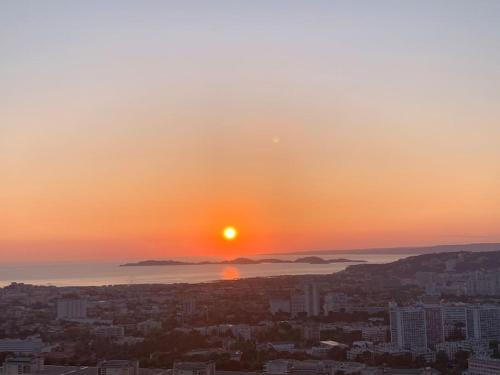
(0, 253, 409, 287)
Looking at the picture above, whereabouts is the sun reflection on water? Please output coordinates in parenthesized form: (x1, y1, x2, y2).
(221, 266, 240, 280)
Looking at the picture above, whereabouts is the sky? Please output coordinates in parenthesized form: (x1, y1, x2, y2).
(1, 1, 500, 262)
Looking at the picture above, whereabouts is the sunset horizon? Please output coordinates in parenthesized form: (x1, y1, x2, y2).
(3, 3, 500, 372)
(2, 1, 500, 264)
(2, 239, 500, 264)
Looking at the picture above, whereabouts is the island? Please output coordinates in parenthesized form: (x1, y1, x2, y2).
(120, 256, 366, 267)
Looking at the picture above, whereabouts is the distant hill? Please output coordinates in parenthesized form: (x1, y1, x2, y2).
(269, 242, 500, 256)
(120, 257, 366, 267)
(341, 249, 500, 278)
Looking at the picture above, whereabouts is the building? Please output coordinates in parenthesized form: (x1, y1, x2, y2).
(310, 341, 348, 358)
(97, 360, 139, 375)
(181, 299, 197, 317)
(268, 342, 296, 351)
(231, 324, 252, 341)
(304, 283, 320, 317)
(302, 323, 320, 342)
(424, 305, 444, 349)
(363, 368, 440, 375)
(264, 359, 292, 375)
(467, 305, 500, 342)
(172, 362, 215, 375)
(371, 343, 410, 357)
(324, 293, 349, 314)
(93, 325, 125, 338)
(263, 360, 365, 375)
(468, 356, 500, 375)
(361, 326, 388, 343)
(56, 299, 88, 320)
(0, 339, 46, 355)
(1, 356, 44, 375)
(347, 341, 373, 361)
(413, 350, 436, 364)
(290, 292, 306, 317)
(270, 299, 291, 314)
(467, 271, 500, 296)
(390, 302, 500, 352)
(327, 360, 366, 374)
(442, 304, 467, 340)
(389, 304, 427, 351)
(434, 340, 471, 359)
(217, 324, 252, 341)
(137, 320, 162, 335)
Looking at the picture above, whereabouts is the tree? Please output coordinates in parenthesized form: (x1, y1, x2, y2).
(490, 340, 500, 358)
(455, 350, 470, 372)
(433, 350, 450, 373)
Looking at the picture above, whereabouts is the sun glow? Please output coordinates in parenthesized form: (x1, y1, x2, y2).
(222, 226, 238, 241)
(221, 266, 240, 280)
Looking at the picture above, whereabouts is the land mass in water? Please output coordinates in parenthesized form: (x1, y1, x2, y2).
(120, 256, 366, 267)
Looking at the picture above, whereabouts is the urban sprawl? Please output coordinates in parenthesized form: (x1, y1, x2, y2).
(3, 251, 500, 375)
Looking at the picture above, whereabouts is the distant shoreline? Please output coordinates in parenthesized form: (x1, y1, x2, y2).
(263, 242, 500, 256)
(120, 256, 367, 267)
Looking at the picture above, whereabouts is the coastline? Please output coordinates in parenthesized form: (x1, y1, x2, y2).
(0, 252, 404, 288)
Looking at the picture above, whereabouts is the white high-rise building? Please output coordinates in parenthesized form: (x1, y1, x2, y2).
(467, 305, 500, 342)
(303, 283, 320, 317)
(390, 304, 427, 351)
(391, 302, 500, 353)
(290, 292, 306, 317)
(56, 298, 88, 320)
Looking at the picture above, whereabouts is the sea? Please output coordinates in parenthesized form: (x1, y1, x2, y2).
(0, 252, 412, 288)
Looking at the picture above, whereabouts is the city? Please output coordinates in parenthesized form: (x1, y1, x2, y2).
(2, 1, 500, 375)
(3, 251, 500, 375)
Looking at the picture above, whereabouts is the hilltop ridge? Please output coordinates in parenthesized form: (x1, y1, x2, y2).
(341, 249, 500, 278)
(270, 242, 500, 256)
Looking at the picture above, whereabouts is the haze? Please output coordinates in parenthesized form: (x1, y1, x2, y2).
(1, 1, 500, 262)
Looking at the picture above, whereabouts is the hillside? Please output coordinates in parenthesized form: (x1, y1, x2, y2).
(342, 250, 500, 278)
(273, 242, 500, 256)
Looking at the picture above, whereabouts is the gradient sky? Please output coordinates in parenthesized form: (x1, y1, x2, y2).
(1, 1, 500, 262)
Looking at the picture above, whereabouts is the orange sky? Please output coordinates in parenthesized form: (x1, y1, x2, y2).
(1, 2, 500, 262)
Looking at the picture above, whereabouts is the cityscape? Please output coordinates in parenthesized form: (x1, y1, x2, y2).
(2, 2, 500, 375)
(3, 250, 500, 374)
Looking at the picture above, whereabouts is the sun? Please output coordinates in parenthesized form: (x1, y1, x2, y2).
(222, 226, 238, 241)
